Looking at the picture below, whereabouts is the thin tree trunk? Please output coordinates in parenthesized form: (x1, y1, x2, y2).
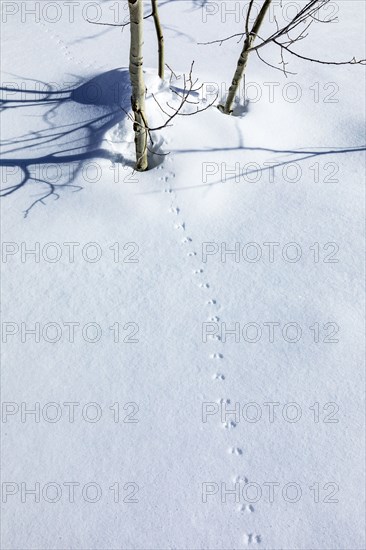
(151, 0, 164, 79)
(221, 0, 272, 114)
(128, 0, 148, 171)
(220, 37, 253, 115)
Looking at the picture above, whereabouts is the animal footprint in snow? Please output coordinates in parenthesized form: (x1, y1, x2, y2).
(182, 237, 192, 243)
(218, 398, 230, 405)
(223, 420, 236, 429)
(246, 534, 261, 544)
(164, 188, 172, 194)
(213, 373, 225, 381)
(207, 299, 217, 305)
(200, 283, 210, 289)
(174, 222, 185, 231)
(234, 475, 248, 484)
(194, 269, 203, 274)
(211, 353, 223, 359)
(187, 251, 197, 257)
(169, 207, 180, 215)
(238, 504, 254, 513)
(210, 316, 220, 322)
(163, 172, 175, 181)
(229, 447, 243, 456)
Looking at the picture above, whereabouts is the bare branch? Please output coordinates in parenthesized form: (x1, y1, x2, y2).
(87, 12, 153, 28)
(123, 62, 217, 159)
(200, 0, 365, 115)
(273, 39, 366, 66)
(255, 49, 296, 77)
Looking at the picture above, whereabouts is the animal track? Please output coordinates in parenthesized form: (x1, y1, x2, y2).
(219, 398, 230, 405)
(234, 475, 248, 484)
(229, 447, 243, 456)
(224, 421, 236, 429)
(161, 172, 175, 183)
(37, 21, 103, 70)
(163, 165, 258, 547)
(211, 352, 223, 359)
(246, 533, 261, 544)
(174, 222, 185, 231)
(238, 504, 254, 513)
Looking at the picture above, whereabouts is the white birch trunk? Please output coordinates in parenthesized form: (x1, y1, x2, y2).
(128, 0, 148, 171)
(221, 36, 253, 115)
(221, 0, 272, 115)
(151, 0, 164, 79)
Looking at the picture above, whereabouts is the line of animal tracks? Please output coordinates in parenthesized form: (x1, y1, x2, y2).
(161, 154, 262, 547)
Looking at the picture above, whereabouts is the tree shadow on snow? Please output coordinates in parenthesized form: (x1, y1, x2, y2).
(150, 143, 366, 192)
(2, 69, 365, 214)
(0, 69, 133, 216)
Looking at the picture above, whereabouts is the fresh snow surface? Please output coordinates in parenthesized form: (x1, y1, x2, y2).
(1, 1, 365, 549)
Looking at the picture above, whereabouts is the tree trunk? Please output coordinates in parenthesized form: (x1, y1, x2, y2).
(151, 0, 164, 79)
(128, 0, 148, 171)
(220, 37, 253, 114)
(221, 0, 272, 115)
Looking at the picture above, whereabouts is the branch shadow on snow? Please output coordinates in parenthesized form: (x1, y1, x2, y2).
(141, 143, 366, 192)
(2, 69, 365, 214)
(0, 69, 132, 216)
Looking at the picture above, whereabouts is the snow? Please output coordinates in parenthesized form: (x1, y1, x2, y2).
(1, 1, 365, 549)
